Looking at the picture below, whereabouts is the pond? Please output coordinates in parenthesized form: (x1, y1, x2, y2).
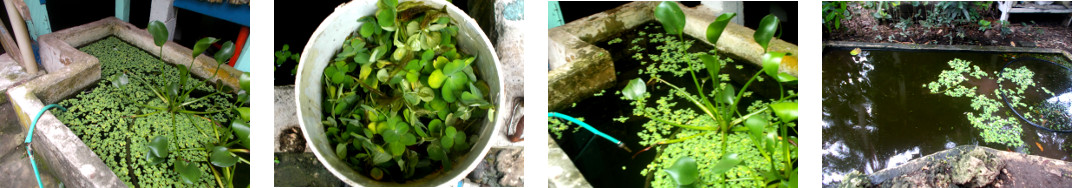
(821, 48, 1072, 186)
(552, 22, 792, 187)
(52, 36, 244, 187)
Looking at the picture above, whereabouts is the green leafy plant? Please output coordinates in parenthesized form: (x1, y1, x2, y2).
(137, 21, 251, 187)
(922, 58, 1044, 148)
(58, 36, 245, 187)
(635, 2, 797, 187)
(978, 19, 991, 31)
(276, 44, 301, 75)
(822, 1, 850, 32)
(319, 0, 492, 182)
(862, 1, 899, 22)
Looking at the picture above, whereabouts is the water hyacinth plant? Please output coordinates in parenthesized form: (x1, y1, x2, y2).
(622, 2, 798, 187)
(319, 0, 492, 182)
(56, 21, 251, 187)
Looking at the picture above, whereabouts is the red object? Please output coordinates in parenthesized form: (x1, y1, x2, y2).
(229, 26, 250, 67)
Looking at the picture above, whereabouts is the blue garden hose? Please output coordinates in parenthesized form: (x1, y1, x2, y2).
(548, 112, 632, 152)
(25, 104, 66, 188)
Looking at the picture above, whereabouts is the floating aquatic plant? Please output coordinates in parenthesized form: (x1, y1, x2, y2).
(922, 58, 1044, 148)
(319, 0, 492, 182)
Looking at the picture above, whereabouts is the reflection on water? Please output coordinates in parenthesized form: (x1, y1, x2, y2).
(822, 49, 1072, 186)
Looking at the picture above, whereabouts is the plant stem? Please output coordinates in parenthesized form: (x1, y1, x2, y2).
(652, 77, 719, 121)
(733, 71, 765, 114)
(210, 165, 225, 188)
(228, 148, 250, 153)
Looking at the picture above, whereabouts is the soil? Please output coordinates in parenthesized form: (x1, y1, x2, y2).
(464, 148, 524, 187)
(278, 126, 307, 153)
(825, 3, 1072, 54)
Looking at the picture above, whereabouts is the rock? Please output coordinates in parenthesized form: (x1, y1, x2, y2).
(496, 148, 524, 186)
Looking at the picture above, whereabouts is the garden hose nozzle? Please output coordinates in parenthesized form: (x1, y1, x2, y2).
(548, 112, 632, 152)
(617, 143, 633, 153)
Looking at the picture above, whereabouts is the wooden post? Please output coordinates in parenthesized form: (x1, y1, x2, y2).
(4, 0, 37, 74)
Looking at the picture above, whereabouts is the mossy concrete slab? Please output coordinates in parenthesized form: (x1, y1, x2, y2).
(825, 41, 1072, 61)
(7, 17, 245, 187)
(837, 145, 1072, 187)
(547, 137, 593, 188)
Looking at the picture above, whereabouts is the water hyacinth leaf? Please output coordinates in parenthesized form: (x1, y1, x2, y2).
(377, 68, 390, 83)
(442, 126, 457, 150)
(418, 87, 435, 102)
(389, 142, 406, 156)
(211, 146, 238, 167)
(147, 21, 168, 46)
(427, 143, 446, 161)
(744, 114, 767, 139)
(754, 14, 780, 52)
(710, 153, 743, 175)
(461, 91, 489, 107)
(214, 41, 236, 65)
(770, 102, 798, 122)
(360, 63, 373, 80)
(663, 156, 699, 186)
(231, 120, 251, 148)
(377, 7, 396, 30)
(402, 133, 417, 146)
(716, 84, 736, 106)
(777, 72, 798, 82)
(701, 54, 720, 80)
(453, 133, 468, 152)
(146, 136, 168, 165)
(428, 69, 446, 89)
(336, 143, 348, 159)
(238, 107, 250, 122)
(706, 13, 736, 44)
(241, 72, 251, 92)
(192, 37, 219, 57)
(654, 1, 686, 36)
(371, 146, 392, 164)
(762, 52, 786, 78)
(354, 52, 372, 65)
(174, 160, 200, 184)
(371, 168, 384, 180)
(622, 78, 646, 100)
(148, 135, 168, 159)
(360, 20, 379, 38)
(789, 168, 798, 188)
(428, 119, 443, 136)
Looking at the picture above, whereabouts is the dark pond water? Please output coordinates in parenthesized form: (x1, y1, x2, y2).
(822, 48, 1072, 186)
(553, 22, 791, 187)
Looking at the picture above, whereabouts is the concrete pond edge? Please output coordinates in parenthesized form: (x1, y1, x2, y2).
(7, 17, 244, 187)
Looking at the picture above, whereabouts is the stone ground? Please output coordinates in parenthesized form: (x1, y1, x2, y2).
(0, 53, 56, 187)
(837, 145, 1072, 187)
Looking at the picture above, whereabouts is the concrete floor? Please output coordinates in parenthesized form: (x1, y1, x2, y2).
(0, 53, 58, 187)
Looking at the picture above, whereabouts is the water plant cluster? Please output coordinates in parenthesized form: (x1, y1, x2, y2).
(319, 0, 492, 182)
(58, 33, 250, 187)
(573, 2, 799, 187)
(922, 58, 1049, 148)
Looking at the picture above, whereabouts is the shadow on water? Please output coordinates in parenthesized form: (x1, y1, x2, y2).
(821, 48, 1072, 186)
